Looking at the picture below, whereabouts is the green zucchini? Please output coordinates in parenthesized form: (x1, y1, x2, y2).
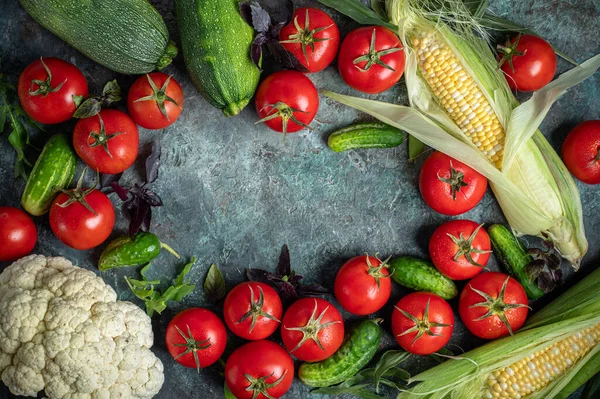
(488, 224, 545, 300)
(175, 0, 260, 116)
(19, 0, 176, 74)
(299, 319, 381, 387)
(328, 122, 405, 152)
(388, 256, 458, 299)
(21, 134, 76, 216)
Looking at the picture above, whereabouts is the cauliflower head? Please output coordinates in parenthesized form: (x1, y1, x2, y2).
(0, 255, 164, 398)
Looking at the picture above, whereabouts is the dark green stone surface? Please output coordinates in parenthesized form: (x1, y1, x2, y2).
(0, 0, 598, 398)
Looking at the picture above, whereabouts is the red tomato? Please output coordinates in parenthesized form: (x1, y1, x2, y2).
(498, 34, 557, 92)
(281, 298, 344, 362)
(127, 72, 184, 129)
(73, 109, 139, 174)
(459, 272, 529, 339)
(18, 57, 88, 124)
(225, 340, 294, 399)
(334, 254, 392, 315)
(392, 292, 454, 355)
(166, 308, 227, 370)
(419, 151, 488, 216)
(337, 26, 405, 94)
(255, 70, 319, 134)
(279, 8, 340, 73)
(49, 185, 115, 250)
(429, 220, 491, 280)
(562, 120, 600, 184)
(0, 207, 37, 261)
(223, 282, 282, 340)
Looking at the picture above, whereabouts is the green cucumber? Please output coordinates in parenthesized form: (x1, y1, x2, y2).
(19, 0, 176, 74)
(488, 224, 545, 300)
(388, 256, 458, 299)
(176, 0, 260, 117)
(299, 319, 381, 387)
(98, 232, 180, 271)
(21, 134, 76, 216)
(328, 122, 405, 152)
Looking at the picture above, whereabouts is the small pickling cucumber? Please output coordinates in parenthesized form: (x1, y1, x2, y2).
(99, 232, 179, 271)
(299, 319, 381, 387)
(21, 134, 76, 216)
(488, 224, 545, 300)
(327, 122, 405, 152)
(388, 256, 458, 299)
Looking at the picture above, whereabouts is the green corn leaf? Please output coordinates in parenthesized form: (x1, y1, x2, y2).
(408, 135, 425, 162)
(373, 350, 410, 392)
(317, 0, 397, 30)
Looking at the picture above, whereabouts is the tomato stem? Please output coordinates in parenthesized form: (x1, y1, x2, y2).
(56, 168, 99, 215)
(365, 253, 391, 290)
(447, 224, 492, 267)
(284, 299, 340, 352)
(244, 370, 288, 399)
(497, 34, 527, 73)
(28, 57, 67, 97)
(437, 161, 469, 201)
(279, 9, 333, 66)
(255, 101, 311, 137)
(395, 298, 451, 346)
(173, 324, 212, 373)
(237, 285, 281, 333)
(590, 147, 600, 167)
(133, 74, 181, 120)
(88, 114, 124, 158)
(352, 28, 402, 72)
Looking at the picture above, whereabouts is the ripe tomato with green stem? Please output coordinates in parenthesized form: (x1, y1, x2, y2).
(18, 57, 88, 124)
(419, 151, 488, 216)
(255, 70, 319, 135)
(334, 254, 392, 315)
(459, 272, 529, 339)
(73, 109, 139, 174)
(392, 292, 454, 355)
(49, 170, 115, 250)
(0, 206, 37, 261)
(166, 308, 227, 371)
(225, 340, 294, 399)
(561, 120, 600, 184)
(430, 220, 492, 280)
(127, 72, 184, 129)
(337, 26, 406, 94)
(279, 7, 340, 73)
(223, 282, 282, 340)
(498, 34, 557, 92)
(281, 297, 344, 362)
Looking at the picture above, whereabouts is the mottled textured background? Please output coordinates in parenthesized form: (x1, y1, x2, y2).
(0, 0, 598, 398)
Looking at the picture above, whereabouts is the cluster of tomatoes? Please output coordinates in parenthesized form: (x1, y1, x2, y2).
(0, 57, 185, 261)
(255, 7, 406, 135)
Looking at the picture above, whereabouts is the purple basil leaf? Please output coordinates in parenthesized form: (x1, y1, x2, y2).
(550, 268, 563, 285)
(278, 281, 298, 302)
(537, 271, 556, 293)
(250, 1, 271, 33)
(527, 248, 543, 258)
(129, 201, 151, 237)
(289, 274, 303, 285)
(277, 244, 291, 277)
(239, 1, 253, 26)
(297, 283, 329, 297)
(137, 187, 163, 207)
(142, 206, 152, 232)
(525, 259, 546, 282)
(145, 141, 161, 184)
(252, 34, 267, 68)
(267, 274, 285, 283)
(547, 254, 561, 270)
(100, 173, 122, 190)
(246, 268, 274, 284)
(266, 40, 310, 72)
(110, 182, 130, 201)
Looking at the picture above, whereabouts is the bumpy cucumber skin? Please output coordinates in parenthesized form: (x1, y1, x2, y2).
(488, 224, 545, 300)
(299, 319, 381, 387)
(176, 0, 260, 116)
(98, 233, 162, 271)
(21, 134, 76, 216)
(19, 0, 174, 74)
(388, 256, 458, 300)
(328, 122, 405, 152)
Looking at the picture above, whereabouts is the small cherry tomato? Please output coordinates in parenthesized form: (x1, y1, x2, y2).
(73, 109, 139, 174)
(225, 340, 294, 399)
(49, 176, 115, 250)
(18, 57, 88, 124)
(334, 254, 392, 315)
(459, 272, 529, 339)
(392, 292, 454, 355)
(127, 72, 184, 129)
(562, 120, 600, 184)
(281, 298, 344, 362)
(166, 308, 227, 370)
(430, 220, 491, 280)
(223, 282, 282, 340)
(280, 8, 340, 73)
(338, 26, 405, 94)
(419, 151, 488, 216)
(498, 34, 557, 92)
(255, 70, 319, 135)
(0, 206, 37, 261)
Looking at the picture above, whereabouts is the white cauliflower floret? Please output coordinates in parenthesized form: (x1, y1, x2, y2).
(0, 255, 164, 398)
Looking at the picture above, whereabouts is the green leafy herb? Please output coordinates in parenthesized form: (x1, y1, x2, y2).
(73, 79, 122, 119)
(316, 0, 397, 30)
(204, 263, 227, 302)
(370, 0, 388, 21)
(126, 257, 197, 316)
(408, 135, 426, 162)
(372, 350, 410, 392)
(312, 384, 385, 399)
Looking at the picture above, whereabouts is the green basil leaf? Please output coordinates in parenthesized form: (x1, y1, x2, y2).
(204, 263, 227, 302)
(373, 350, 410, 392)
(317, 0, 397, 30)
(73, 97, 102, 119)
(101, 79, 121, 105)
(408, 135, 426, 162)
